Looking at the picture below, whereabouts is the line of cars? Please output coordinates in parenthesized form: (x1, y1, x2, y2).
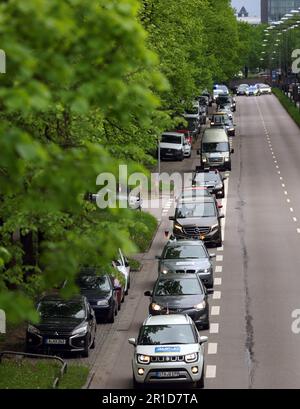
(128, 86, 235, 389)
(236, 83, 272, 97)
(25, 249, 132, 357)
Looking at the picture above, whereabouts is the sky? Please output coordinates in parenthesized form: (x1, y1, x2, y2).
(231, 0, 260, 17)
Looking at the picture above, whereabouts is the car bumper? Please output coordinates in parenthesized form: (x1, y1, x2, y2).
(161, 151, 183, 160)
(132, 357, 204, 385)
(26, 332, 87, 353)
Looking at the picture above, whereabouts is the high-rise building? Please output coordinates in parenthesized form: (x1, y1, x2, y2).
(261, 0, 300, 23)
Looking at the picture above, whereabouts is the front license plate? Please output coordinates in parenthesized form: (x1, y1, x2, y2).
(157, 371, 180, 378)
(45, 339, 66, 345)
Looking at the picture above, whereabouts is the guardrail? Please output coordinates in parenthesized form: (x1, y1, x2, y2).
(0, 350, 67, 388)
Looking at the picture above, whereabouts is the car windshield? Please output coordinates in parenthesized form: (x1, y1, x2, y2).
(77, 275, 111, 291)
(181, 189, 210, 199)
(175, 202, 216, 218)
(154, 278, 202, 296)
(161, 135, 181, 144)
(163, 245, 207, 259)
(185, 107, 198, 115)
(203, 142, 229, 153)
(38, 301, 85, 320)
(138, 324, 196, 345)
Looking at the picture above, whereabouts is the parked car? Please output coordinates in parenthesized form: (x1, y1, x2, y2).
(159, 132, 185, 161)
(26, 294, 96, 357)
(129, 314, 208, 388)
(145, 274, 211, 329)
(113, 248, 131, 295)
(192, 169, 227, 198)
(216, 94, 236, 112)
(76, 269, 120, 323)
(210, 112, 235, 137)
(176, 117, 200, 140)
(169, 196, 224, 246)
(156, 239, 215, 288)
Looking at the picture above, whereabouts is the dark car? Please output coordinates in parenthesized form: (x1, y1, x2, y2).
(156, 240, 215, 288)
(144, 274, 210, 330)
(192, 169, 226, 198)
(76, 270, 120, 323)
(169, 197, 224, 247)
(177, 186, 223, 210)
(210, 113, 235, 137)
(26, 294, 96, 357)
(216, 95, 236, 112)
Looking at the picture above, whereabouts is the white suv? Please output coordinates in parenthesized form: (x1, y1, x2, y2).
(129, 314, 207, 388)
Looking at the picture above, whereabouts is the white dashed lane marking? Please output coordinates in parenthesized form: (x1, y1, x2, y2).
(213, 291, 221, 300)
(216, 255, 223, 262)
(211, 306, 220, 316)
(205, 365, 216, 379)
(207, 343, 218, 355)
(214, 277, 222, 286)
(215, 266, 223, 273)
(209, 323, 219, 334)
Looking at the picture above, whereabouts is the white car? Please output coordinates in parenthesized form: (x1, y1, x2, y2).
(246, 86, 259, 96)
(129, 314, 208, 388)
(183, 140, 192, 157)
(256, 83, 272, 95)
(159, 132, 185, 161)
(113, 249, 131, 295)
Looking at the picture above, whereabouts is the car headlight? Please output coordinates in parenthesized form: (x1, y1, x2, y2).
(97, 299, 109, 306)
(216, 183, 223, 189)
(151, 303, 162, 311)
(174, 223, 183, 232)
(202, 157, 207, 162)
(224, 157, 229, 162)
(137, 354, 150, 364)
(185, 352, 198, 363)
(72, 324, 88, 336)
(197, 268, 210, 274)
(27, 324, 40, 335)
(194, 301, 206, 310)
(161, 269, 172, 275)
(211, 223, 219, 231)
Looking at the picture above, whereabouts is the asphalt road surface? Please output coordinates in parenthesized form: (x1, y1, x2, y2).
(87, 94, 300, 389)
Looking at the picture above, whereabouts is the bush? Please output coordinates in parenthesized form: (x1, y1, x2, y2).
(129, 211, 158, 253)
(273, 88, 300, 127)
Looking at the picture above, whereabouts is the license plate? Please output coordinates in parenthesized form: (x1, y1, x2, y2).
(157, 371, 180, 378)
(45, 339, 66, 345)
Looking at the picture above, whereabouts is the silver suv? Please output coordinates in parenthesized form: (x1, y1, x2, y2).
(129, 314, 208, 388)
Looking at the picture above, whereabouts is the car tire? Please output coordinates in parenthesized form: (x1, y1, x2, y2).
(82, 336, 90, 358)
(91, 334, 96, 349)
(220, 189, 225, 199)
(227, 164, 232, 171)
(195, 367, 205, 389)
(216, 234, 222, 248)
(202, 321, 210, 330)
(179, 153, 184, 161)
(108, 306, 115, 323)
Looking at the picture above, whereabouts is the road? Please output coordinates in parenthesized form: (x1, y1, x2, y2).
(87, 94, 300, 389)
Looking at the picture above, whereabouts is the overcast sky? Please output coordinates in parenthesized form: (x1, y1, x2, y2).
(231, 0, 260, 17)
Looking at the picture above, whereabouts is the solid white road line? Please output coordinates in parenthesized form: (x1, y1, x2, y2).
(205, 365, 216, 378)
(207, 343, 218, 355)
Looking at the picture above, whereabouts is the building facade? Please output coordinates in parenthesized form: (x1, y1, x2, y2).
(261, 0, 300, 22)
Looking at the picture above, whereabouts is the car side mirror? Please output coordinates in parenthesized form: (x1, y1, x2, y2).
(219, 214, 225, 219)
(144, 290, 152, 297)
(169, 216, 175, 221)
(155, 255, 161, 260)
(222, 177, 227, 181)
(114, 285, 122, 291)
(231, 148, 235, 154)
(128, 338, 136, 346)
(199, 336, 208, 344)
(209, 253, 216, 259)
(218, 204, 223, 209)
(206, 288, 214, 295)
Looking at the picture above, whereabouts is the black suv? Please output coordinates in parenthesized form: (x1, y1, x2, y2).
(193, 169, 226, 198)
(169, 197, 224, 247)
(26, 294, 96, 357)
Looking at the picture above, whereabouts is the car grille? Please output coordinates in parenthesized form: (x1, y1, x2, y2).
(39, 329, 72, 336)
(183, 226, 211, 236)
(175, 269, 196, 274)
(150, 355, 185, 363)
(161, 148, 177, 154)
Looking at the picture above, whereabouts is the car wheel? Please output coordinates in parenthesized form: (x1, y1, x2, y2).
(227, 164, 232, 171)
(220, 189, 225, 199)
(202, 321, 210, 330)
(195, 366, 205, 389)
(216, 234, 222, 248)
(108, 306, 115, 323)
(91, 334, 96, 349)
(82, 336, 90, 358)
(179, 153, 184, 161)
